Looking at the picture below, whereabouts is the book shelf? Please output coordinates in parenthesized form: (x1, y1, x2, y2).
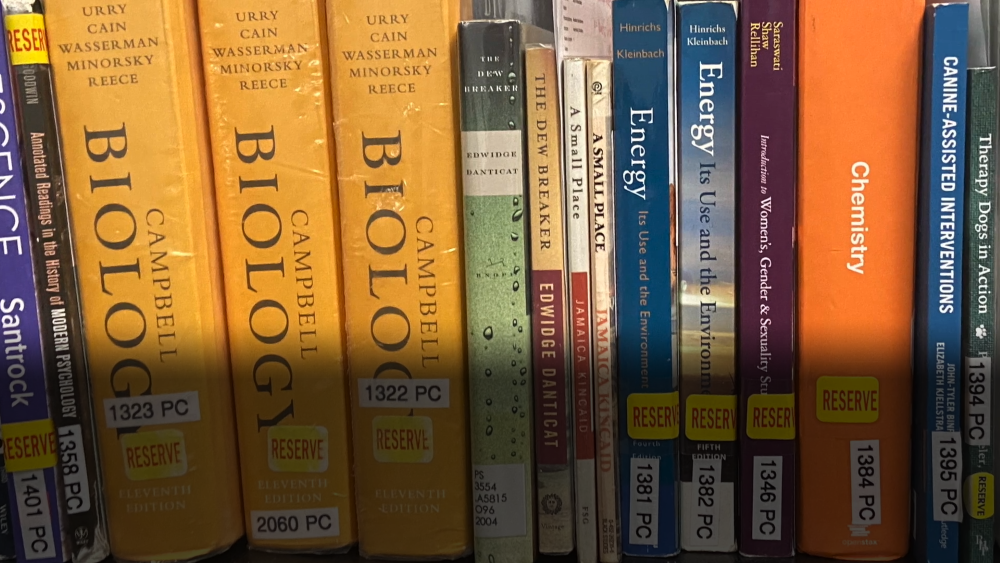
(182, 541, 914, 563)
(0, 0, 988, 562)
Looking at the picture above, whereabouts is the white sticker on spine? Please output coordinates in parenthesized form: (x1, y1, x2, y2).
(251, 507, 340, 540)
(473, 464, 526, 538)
(461, 131, 524, 196)
(931, 431, 962, 522)
(628, 456, 659, 545)
(14, 470, 55, 560)
(965, 356, 992, 446)
(688, 458, 721, 547)
(103, 391, 201, 428)
(850, 440, 882, 525)
(357, 379, 450, 409)
(751, 456, 782, 541)
(57, 424, 91, 514)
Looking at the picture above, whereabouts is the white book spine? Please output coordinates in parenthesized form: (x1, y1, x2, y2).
(563, 58, 599, 563)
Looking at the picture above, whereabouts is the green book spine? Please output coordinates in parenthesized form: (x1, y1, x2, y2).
(962, 66, 997, 563)
(458, 19, 550, 563)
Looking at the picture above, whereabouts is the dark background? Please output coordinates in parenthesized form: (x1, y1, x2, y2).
(198, 541, 915, 563)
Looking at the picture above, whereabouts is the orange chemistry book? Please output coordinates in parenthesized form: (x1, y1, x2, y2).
(797, 0, 924, 559)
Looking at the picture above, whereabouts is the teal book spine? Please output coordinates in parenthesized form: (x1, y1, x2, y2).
(459, 19, 551, 563)
(961, 65, 997, 563)
(676, 0, 739, 553)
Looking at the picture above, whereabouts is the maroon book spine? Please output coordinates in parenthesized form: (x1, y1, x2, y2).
(738, 0, 797, 557)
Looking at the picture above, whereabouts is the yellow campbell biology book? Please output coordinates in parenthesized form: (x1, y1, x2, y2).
(46, 0, 243, 560)
(327, 0, 473, 558)
(197, 0, 356, 553)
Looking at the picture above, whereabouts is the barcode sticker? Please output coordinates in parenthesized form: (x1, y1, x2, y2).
(850, 440, 882, 525)
(357, 379, 450, 409)
(751, 456, 782, 541)
(473, 464, 527, 538)
(14, 470, 55, 560)
(965, 357, 992, 446)
(104, 391, 200, 429)
(688, 458, 721, 547)
(250, 508, 340, 540)
(57, 424, 91, 514)
(932, 431, 962, 522)
(628, 456, 659, 545)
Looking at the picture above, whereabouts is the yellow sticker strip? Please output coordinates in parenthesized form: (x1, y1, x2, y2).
(746, 393, 795, 440)
(372, 416, 434, 463)
(267, 425, 329, 473)
(626, 392, 680, 440)
(2, 419, 57, 473)
(685, 394, 738, 442)
(965, 472, 995, 520)
(816, 376, 879, 423)
(5, 13, 49, 66)
(121, 430, 188, 481)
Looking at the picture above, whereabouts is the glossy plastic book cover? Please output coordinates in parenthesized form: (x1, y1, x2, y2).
(676, 0, 738, 552)
(0, 13, 66, 561)
(4, 3, 107, 561)
(612, 0, 680, 556)
(199, 0, 356, 553)
(326, 0, 474, 557)
(46, 1, 245, 559)
(459, 19, 552, 563)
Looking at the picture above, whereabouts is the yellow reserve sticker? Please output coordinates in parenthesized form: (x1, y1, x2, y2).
(121, 430, 188, 481)
(685, 394, 738, 442)
(816, 376, 879, 423)
(626, 392, 680, 440)
(2, 419, 57, 473)
(267, 426, 329, 473)
(746, 393, 795, 440)
(372, 416, 433, 463)
(5, 14, 49, 66)
(964, 472, 995, 519)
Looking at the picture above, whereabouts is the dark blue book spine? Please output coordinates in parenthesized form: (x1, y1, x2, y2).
(0, 39, 20, 551)
(612, 0, 680, 556)
(913, 4, 969, 563)
(676, 0, 738, 553)
(0, 27, 66, 563)
(0, 48, 22, 558)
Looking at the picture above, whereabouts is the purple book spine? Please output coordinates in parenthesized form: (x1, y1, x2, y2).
(738, 0, 797, 557)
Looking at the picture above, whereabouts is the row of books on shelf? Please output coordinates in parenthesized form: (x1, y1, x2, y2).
(0, 0, 995, 562)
